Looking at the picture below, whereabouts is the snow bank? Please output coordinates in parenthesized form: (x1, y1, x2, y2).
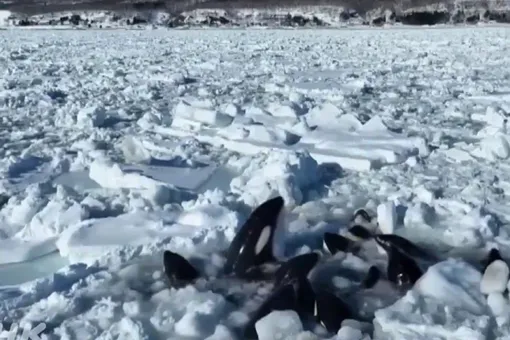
(0, 238, 57, 265)
(56, 204, 240, 265)
(88, 159, 185, 205)
(374, 259, 491, 340)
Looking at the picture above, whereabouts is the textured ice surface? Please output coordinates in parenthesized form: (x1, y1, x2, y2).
(0, 27, 510, 339)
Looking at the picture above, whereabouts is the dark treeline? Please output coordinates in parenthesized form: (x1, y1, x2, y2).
(2, 0, 508, 17)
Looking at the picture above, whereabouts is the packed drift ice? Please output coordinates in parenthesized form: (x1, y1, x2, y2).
(2, 27, 510, 340)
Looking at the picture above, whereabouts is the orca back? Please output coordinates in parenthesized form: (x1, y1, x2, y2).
(348, 225, 374, 240)
(386, 246, 423, 289)
(163, 250, 200, 286)
(375, 234, 434, 261)
(274, 252, 320, 286)
(243, 282, 297, 339)
(224, 196, 285, 276)
(323, 233, 356, 254)
(314, 289, 353, 333)
(294, 277, 316, 318)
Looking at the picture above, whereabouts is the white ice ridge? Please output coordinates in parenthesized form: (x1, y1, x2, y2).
(374, 259, 491, 340)
(157, 100, 429, 171)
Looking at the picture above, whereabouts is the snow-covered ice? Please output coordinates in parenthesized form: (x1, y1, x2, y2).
(480, 259, 510, 294)
(0, 26, 510, 339)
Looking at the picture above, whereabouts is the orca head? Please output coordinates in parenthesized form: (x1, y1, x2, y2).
(374, 234, 393, 253)
(348, 225, 374, 240)
(351, 208, 372, 225)
(243, 282, 297, 339)
(483, 248, 503, 272)
(323, 232, 356, 255)
(274, 252, 321, 286)
(163, 250, 200, 286)
(224, 196, 285, 276)
(386, 246, 423, 289)
(313, 289, 353, 334)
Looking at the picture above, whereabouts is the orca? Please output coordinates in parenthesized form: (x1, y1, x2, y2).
(351, 208, 372, 226)
(323, 232, 358, 255)
(163, 250, 200, 286)
(374, 234, 436, 261)
(313, 289, 354, 333)
(385, 245, 423, 289)
(294, 277, 316, 318)
(274, 252, 321, 286)
(348, 225, 374, 240)
(243, 283, 297, 339)
(224, 196, 284, 277)
(483, 248, 503, 272)
(163, 196, 285, 284)
(362, 265, 381, 289)
(246, 274, 357, 336)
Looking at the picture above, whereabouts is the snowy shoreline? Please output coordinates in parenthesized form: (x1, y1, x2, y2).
(2, 3, 510, 30)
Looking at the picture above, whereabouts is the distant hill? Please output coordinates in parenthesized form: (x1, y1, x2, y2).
(1, 0, 509, 27)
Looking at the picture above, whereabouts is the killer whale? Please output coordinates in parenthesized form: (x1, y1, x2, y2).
(323, 232, 358, 255)
(223, 196, 285, 277)
(163, 196, 286, 286)
(163, 250, 200, 287)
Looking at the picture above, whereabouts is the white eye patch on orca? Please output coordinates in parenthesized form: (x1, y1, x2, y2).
(255, 226, 272, 255)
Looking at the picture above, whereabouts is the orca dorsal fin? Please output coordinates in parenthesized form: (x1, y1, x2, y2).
(386, 246, 423, 289)
(274, 252, 320, 286)
(361, 265, 381, 289)
(375, 234, 435, 261)
(224, 196, 285, 276)
(314, 289, 353, 333)
(323, 232, 356, 255)
(243, 282, 297, 339)
(163, 250, 200, 286)
(294, 277, 316, 318)
(348, 225, 374, 240)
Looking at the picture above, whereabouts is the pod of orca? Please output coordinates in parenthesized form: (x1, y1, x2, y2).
(162, 196, 506, 339)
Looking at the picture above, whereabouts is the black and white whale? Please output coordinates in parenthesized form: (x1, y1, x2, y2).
(321, 218, 426, 290)
(337, 209, 510, 294)
(163, 197, 378, 339)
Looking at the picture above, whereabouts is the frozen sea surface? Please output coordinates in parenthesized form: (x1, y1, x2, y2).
(0, 27, 510, 339)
